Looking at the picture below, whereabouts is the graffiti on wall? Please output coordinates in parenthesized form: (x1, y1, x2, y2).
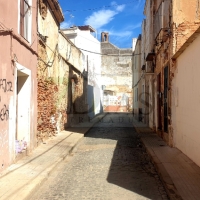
(0, 79, 13, 92)
(0, 79, 13, 122)
(0, 104, 9, 121)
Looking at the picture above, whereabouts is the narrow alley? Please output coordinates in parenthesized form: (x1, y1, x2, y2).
(30, 113, 168, 200)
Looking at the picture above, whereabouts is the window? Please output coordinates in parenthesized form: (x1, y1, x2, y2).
(135, 88, 138, 102)
(20, 0, 32, 42)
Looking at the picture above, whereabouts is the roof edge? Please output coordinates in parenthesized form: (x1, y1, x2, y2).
(47, 0, 64, 23)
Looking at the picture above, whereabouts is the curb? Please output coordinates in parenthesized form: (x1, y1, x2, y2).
(8, 113, 107, 200)
(134, 127, 183, 200)
(10, 135, 84, 200)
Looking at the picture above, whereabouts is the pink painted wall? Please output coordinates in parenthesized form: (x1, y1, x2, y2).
(0, 0, 37, 171)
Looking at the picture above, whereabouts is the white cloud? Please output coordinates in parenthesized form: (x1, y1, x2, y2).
(116, 4, 125, 12)
(109, 30, 132, 37)
(125, 23, 141, 30)
(60, 21, 71, 29)
(110, 1, 125, 11)
(85, 9, 117, 29)
(84, 2, 125, 30)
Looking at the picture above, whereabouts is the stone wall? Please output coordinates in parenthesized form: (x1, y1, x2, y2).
(101, 41, 133, 112)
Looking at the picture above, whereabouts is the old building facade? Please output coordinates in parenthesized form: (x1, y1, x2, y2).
(136, 0, 200, 166)
(101, 32, 133, 112)
(132, 35, 142, 120)
(37, 0, 88, 143)
(62, 25, 103, 119)
(0, 0, 38, 171)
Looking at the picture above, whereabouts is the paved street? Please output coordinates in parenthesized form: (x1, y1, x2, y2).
(30, 113, 169, 200)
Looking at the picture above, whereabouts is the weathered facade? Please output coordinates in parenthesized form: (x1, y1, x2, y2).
(37, 0, 87, 143)
(139, 0, 200, 166)
(0, 0, 38, 171)
(132, 35, 142, 120)
(101, 32, 133, 112)
(62, 26, 103, 118)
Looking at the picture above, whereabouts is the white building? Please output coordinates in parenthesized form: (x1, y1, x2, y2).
(132, 35, 142, 120)
(62, 25, 103, 118)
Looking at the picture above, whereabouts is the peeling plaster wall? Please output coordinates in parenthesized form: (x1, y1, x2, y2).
(143, 0, 200, 145)
(37, 4, 86, 142)
(173, 0, 200, 53)
(101, 42, 133, 112)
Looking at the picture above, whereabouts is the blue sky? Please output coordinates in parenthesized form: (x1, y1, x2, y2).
(59, 0, 145, 48)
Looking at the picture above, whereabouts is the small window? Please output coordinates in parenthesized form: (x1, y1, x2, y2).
(20, 0, 31, 42)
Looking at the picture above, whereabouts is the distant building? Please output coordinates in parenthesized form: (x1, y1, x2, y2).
(62, 25, 103, 118)
(132, 34, 142, 120)
(132, 38, 137, 51)
(101, 32, 133, 112)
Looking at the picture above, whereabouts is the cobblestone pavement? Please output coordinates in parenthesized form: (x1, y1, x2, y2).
(30, 113, 169, 200)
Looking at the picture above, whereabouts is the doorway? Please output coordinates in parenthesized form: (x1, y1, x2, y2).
(16, 67, 31, 148)
(164, 66, 168, 133)
(157, 73, 162, 130)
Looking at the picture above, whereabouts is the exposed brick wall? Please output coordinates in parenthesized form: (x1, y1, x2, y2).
(174, 21, 200, 53)
(37, 78, 57, 141)
(37, 40, 69, 142)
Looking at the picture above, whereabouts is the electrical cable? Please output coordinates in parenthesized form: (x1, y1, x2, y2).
(133, 72, 144, 88)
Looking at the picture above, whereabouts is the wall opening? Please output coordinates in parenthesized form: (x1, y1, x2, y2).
(16, 69, 31, 152)
(164, 66, 168, 133)
(101, 32, 109, 42)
